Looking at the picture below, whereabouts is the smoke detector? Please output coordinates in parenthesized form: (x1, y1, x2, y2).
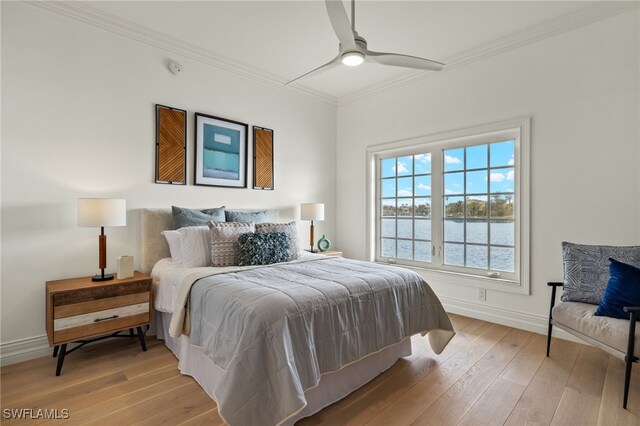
(168, 61, 183, 75)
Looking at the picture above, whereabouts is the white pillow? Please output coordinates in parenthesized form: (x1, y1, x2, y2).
(161, 230, 183, 263)
(178, 226, 211, 267)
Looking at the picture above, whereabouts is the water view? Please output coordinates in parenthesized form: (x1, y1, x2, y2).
(381, 219, 515, 272)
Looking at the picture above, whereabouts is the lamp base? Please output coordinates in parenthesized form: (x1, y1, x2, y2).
(92, 273, 114, 282)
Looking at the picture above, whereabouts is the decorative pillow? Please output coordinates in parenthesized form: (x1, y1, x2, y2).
(161, 230, 182, 263)
(256, 222, 301, 260)
(595, 258, 640, 319)
(208, 221, 255, 267)
(172, 206, 225, 229)
(225, 210, 269, 224)
(561, 242, 640, 304)
(178, 226, 211, 267)
(237, 232, 292, 266)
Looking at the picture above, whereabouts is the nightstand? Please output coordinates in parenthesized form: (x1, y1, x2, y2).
(317, 250, 343, 257)
(45, 271, 151, 376)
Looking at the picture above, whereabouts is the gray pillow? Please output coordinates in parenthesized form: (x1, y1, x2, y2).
(226, 210, 269, 224)
(561, 242, 640, 304)
(256, 222, 300, 260)
(172, 206, 225, 229)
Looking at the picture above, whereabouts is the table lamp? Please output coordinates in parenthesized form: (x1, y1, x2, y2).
(300, 203, 324, 253)
(78, 198, 126, 281)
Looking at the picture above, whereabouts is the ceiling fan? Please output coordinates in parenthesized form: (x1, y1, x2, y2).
(286, 0, 444, 85)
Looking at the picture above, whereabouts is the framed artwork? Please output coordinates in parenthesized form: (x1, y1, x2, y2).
(194, 113, 248, 188)
(253, 126, 274, 190)
(155, 104, 187, 185)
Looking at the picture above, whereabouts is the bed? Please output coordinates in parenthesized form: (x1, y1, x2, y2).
(141, 208, 455, 425)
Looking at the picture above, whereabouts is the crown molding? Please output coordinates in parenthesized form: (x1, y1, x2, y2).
(26, 1, 638, 109)
(337, 1, 640, 107)
(27, 1, 337, 108)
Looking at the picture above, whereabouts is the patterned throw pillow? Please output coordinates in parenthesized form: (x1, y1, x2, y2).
(237, 232, 292, 266)
(561, 242, 640, 304)
(256, 222, 301, 260)
(172, 206, 225, 229)
(225, 210, 269, 224)
(208, 221, 255, 267)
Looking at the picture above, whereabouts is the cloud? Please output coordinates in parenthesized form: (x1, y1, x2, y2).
(393, 161, 409, 174)
(507, 170, 514, 181)
(490, 172, 505, 182)
(415, 154, 431, 163)
(417, 183, 431, 191)
(508, 155, 515, 166)
(444, 155, 462, 165)
(398, 189, 413, 197)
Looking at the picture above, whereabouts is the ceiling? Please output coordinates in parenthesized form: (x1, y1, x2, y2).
(89, 1, 596, 99)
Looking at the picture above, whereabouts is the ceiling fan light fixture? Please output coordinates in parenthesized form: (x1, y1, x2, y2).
(341, 51, 365, 67)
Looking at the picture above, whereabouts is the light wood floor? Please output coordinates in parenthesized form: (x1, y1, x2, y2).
(1, 314, 638, 425)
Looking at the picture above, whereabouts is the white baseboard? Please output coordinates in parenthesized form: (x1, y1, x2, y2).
(440, 296, 585, 345)
(1, 335, 51, 366)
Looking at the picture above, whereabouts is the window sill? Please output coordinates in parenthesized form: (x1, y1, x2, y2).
(374, 260, 529, 295)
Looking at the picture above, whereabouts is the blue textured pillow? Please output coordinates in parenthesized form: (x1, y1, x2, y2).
(172, 206, 225, 229)
(226, 210, 269, 224)
(561, 242, 640, 304)
(595, 258, 640, 320)
(237, 232, 292, 266)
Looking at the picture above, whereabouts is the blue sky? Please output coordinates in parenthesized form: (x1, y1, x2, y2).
(382, 141, 515, 196)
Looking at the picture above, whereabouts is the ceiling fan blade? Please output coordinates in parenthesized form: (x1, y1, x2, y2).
(285, 54, 341, 85)
(365, 50, 444, 71)
(325, 0, 356, 50)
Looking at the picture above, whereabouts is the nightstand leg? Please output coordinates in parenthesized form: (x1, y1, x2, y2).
(136, 326, 146, 351)
(55, 344, 67, 376)
(53, 345, 59, 357)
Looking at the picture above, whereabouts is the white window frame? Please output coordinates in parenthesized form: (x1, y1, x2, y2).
(366, 117, 530, 295)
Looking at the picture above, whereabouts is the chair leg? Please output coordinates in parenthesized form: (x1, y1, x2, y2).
(623, 311, 637, 409)
(547, 284, 559, 357)
(624, 356, 632, 409)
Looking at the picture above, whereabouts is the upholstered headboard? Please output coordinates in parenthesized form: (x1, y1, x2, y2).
(140, 208, 280, 274)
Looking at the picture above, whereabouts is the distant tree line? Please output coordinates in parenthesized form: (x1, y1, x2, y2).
(383, 195, 513, 218)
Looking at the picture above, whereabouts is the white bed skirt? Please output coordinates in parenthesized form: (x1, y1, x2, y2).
(153, 311, 411, 425)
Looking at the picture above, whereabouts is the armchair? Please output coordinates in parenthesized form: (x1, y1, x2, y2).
(547, 281, 639, 409)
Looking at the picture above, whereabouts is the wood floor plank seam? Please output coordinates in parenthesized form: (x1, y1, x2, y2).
(3, 314, 639, 426)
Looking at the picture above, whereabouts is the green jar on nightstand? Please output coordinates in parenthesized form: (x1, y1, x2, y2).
(317, 235, 331, 252)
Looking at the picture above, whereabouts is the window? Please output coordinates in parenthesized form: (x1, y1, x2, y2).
(368, 118, 530, 292)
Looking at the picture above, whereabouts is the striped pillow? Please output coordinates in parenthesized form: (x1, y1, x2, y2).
(208, 221, 255, 267)
(256, 222, 301, 260)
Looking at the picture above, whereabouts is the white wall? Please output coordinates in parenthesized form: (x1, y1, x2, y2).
(336, 11, 640, 331)
(0, 3, 337, 350)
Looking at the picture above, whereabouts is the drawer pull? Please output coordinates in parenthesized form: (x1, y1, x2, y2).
(94, 315, 119, 323)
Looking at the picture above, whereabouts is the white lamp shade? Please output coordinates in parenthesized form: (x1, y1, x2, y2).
(300, 203, 325, 221)
(78, 198, 127, 227)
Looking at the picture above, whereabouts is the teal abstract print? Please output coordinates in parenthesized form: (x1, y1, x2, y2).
(195, 113, 248, 188)
(203, 123, 240, 180)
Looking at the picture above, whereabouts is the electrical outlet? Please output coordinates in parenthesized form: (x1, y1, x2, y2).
(478, 288, 487, 301)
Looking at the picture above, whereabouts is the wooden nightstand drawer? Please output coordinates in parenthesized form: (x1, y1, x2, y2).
(53, 281, 149, 306)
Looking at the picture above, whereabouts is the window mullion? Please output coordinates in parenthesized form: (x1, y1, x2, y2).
(431, 147, 443, 267)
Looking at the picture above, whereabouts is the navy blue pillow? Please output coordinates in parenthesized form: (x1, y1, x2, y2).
(595, 258, 640, 320)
